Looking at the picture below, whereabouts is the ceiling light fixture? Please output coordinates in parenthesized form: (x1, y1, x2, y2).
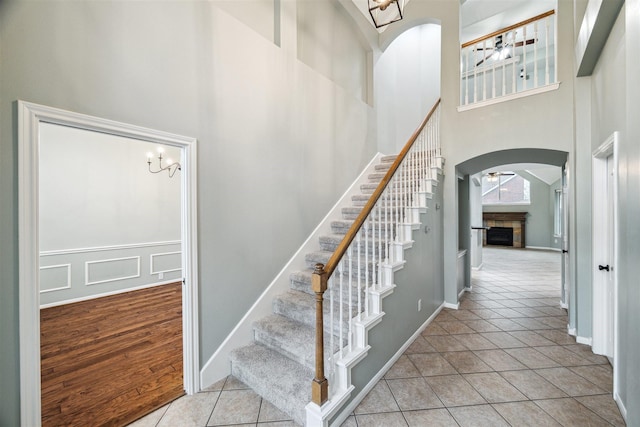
(368, 0, 404, 28)
(146, 147, 181, 178)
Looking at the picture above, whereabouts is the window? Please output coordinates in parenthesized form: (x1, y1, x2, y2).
(482, 172, 530, 205)
(554, 189, 562, 236)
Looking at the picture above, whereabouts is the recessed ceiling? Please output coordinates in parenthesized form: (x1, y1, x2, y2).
(482, 163, 561, 185)
(461, 0, 557, 43)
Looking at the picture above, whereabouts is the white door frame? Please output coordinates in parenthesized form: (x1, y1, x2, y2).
(17, 101, 200, 427)
(561, 162, 570, 308)
(591, 131, 618, 361)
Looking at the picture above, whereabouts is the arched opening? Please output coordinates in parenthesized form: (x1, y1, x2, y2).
(454, 148, 570, 321)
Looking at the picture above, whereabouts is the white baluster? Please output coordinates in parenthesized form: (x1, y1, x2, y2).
(338, 259, 344, 359)
(328, 274, 334, 383)
(356, 231, 362, 321)
(533, 22, 538, 88)
(364, 216, 369, 319)
(545, 16, 550, 85)
(482, 40, 487, 101)
(465, 48, 470, 105)
(511, 35, 516, 94)
(492, 51, 496, 99)
(522, 25, 527, 91)
(377, 202, 382, 290)
(347, 245, 352, 353)
(473, 46, 478, 103)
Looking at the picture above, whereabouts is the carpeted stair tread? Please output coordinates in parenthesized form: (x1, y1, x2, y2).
(319, 234, 387, 256)
(305, 251, 378, 273)
(253, 314, 340, 372)
(288, 269, 368, 305)
(230, 343, 311, 425)
(381, 155, 397, 163)
(273, 290, 356, 333)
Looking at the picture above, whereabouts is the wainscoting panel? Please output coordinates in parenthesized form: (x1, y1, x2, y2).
(39, 241, 182, 307)
(39, 264, 71, 293)
(86, 256, 141, 286)
(150, 251, 181, 275)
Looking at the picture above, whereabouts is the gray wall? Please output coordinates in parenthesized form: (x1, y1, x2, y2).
(481, 170, 555, 249)
(0, 2, 376, 424)
(375, 23, 441, 154)
(331, 172, 445, 425)
(575, 0, 640, 421)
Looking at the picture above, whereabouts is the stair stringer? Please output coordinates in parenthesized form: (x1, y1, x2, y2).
(199, 153, 386, 388)
(305, 174, 442, 427)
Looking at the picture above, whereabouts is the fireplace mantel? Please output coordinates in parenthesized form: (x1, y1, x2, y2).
(483, 212, 528, 222)
(482, 212, 528, 247)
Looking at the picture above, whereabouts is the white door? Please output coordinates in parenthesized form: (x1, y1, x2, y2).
(604, 154, 615, 357)
(592, 133, 617, 359)
(561, 164, 570, 308)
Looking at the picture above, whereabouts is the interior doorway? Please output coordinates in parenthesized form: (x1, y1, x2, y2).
(592, 131, 618, 361)
(17, 101, 199, 427)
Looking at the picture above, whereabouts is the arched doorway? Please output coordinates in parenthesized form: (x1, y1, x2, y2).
(453, 148, 569, 315)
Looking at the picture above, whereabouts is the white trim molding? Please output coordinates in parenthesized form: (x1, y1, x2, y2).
(85, 256, 141, 286)
(150, 251, 182, 275)
(591, 131, 619, 395)
(40, 240, 181, 257)
(39, 263, 72, 293)
(17, 101, 199, 426)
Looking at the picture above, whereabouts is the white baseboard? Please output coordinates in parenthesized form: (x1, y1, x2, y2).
(200, 153, 385, 390)
(576, 336, 592, 346)
(525, 246, 561, 252)
(39, 279, 180, 309)
(330, 302, 445, 427)
(567, 326, 577, 336)
(471, 263, 484, 271)
(614, 391, 627, 422)
(443, 302, 459, 310)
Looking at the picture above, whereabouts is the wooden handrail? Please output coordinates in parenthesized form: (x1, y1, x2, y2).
(323, 99, 441, 279)
(461, 9, 555, 49)
(310, 98, 441, 406)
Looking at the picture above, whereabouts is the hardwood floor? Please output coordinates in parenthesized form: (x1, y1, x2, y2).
(41, 283, 184, 426)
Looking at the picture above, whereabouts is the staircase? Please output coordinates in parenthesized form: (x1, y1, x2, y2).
(229, 100, 442, 426)
(230, 158, 443, 425)
(229, 155, 396, 425)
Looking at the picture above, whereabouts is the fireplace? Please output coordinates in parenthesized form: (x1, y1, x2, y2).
(487, 226, 514, 246)
(482, 212, 527, 248)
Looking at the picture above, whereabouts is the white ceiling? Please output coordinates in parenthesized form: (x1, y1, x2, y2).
(461, 0, 557, 43)
(483, 163, 561, 185)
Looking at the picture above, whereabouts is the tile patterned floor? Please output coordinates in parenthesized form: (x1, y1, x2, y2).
(128, 248, 625, 426)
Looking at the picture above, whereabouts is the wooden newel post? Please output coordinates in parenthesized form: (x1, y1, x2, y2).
(311, 263, 329, 406)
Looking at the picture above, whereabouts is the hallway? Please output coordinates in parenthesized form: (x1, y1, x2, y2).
(129, 248, 624, 426)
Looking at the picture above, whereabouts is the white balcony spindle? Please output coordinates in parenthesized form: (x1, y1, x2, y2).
(545, 17, 550, 85)
(534, 22, 539, 88)
(465, 49, 470, 105)
(522, 25, 527, 91)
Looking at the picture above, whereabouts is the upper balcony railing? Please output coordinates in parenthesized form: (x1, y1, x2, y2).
(460, 10, 557, 109)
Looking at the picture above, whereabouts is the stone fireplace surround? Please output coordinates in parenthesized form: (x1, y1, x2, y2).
(483, 212, 527, 248)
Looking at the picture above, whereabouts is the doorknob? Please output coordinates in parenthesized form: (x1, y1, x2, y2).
(562, 250, 568, 254)
(598, 264, 610, 272)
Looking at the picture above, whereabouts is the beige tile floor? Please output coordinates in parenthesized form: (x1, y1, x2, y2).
(128, 247, 625, 426)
